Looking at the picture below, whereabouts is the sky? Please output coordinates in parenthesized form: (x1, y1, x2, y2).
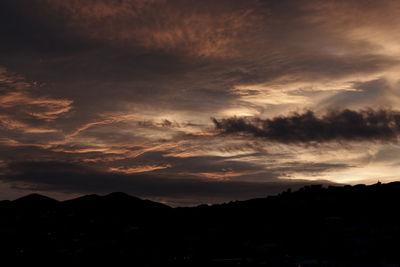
(1, 0, 400, 206)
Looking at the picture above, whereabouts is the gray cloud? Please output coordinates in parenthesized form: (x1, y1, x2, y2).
(320, 79, 400, 110)
(213, 109, 400, 143)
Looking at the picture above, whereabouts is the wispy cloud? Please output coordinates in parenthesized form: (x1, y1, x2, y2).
(0, 67, 73, 133)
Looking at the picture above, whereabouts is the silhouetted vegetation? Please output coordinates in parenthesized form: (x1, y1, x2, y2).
(1, 182, 400, 266)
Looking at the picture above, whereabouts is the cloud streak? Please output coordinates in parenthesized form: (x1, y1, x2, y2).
(0, 67, 73, 134)
(213, 109, 400, 143)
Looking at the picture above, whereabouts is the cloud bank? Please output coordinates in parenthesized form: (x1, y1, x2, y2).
(0, 161, 337, 206)
(213, 109, 400, 143)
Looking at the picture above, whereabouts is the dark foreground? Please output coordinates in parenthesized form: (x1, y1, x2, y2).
(1, 182, 400, 266)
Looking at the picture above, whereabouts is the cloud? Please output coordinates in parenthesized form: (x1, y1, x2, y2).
(0, 161, 338, 205)
(2, 0, 399, 123)
(0, 67, 73, 134)
(0, 0, 261, 58)
(213, 109, 400, 143)
(2, 0, 400, 202)
(318, 78, 400, 110)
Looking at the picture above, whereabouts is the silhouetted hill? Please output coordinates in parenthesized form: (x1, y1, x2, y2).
(1, 182, 400, 266)
(13, 193, 59, 207)
(61, 192, 169, 209)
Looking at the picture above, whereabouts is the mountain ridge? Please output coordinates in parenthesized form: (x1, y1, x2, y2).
(5, 180, 400, 209)
(1, 181, 400, 265)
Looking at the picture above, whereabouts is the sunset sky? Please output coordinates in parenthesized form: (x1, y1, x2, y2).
(1, 0, 400, 205)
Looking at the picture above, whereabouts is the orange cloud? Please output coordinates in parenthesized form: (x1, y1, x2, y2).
(0, 91, 73, 120)
(109, 164, 172, 174)
(180, 170, 264, 180)
(0, 67, 73, 133)
(39, 0, 261, 57)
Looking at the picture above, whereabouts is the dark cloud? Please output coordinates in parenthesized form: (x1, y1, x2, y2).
(0, 161, 338, 206)
(213, 109, 400, 143)
(0, 0, 259, 56)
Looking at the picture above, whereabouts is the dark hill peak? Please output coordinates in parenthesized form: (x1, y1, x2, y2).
(13, 193, 58, 205)
(102, 192, 171, 209)
(59, 192, 170, 211)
